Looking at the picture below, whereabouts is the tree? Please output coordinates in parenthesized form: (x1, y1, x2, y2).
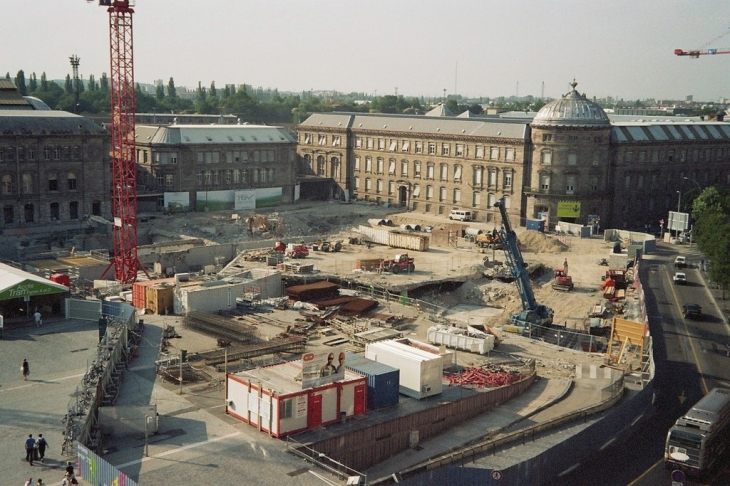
(99, 73, 110, 93)
(209, 81, 217, 100)
(135, 83, 156, 112)
(691, 186, 725, 221)
(694, 190, 730, 297)
(87, 74, 97, 92)
(64, 74, 73, 94)
(40, 72, 49, 91)
(15, 70, 27, 95)
(167, 77, 177, 99)
(156, 83, 165, 101)
(28, 72, 38, 93)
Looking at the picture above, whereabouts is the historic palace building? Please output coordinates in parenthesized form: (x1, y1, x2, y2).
(297, 82, 730, 230)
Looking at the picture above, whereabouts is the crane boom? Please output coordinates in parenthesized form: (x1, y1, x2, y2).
(674, 47, 730, 58)
(93, 0, 145, 283)
(494, 199, 553, 328)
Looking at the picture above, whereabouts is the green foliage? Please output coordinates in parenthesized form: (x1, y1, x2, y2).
(135, 83, 156, 112)
(691, 186, 724, 221)
(694, 188, 730, 293)
(15, 70, 27, 95)
(64, 74, 73, 94)
(156, 83, 165, 101)
(167, 77, 177, 98)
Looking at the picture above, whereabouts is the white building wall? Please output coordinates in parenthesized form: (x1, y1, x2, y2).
(177, 281, 244, 314)
(365, 340, 442, 399)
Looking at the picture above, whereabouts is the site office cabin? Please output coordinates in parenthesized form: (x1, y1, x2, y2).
(226, 360, 367, 437)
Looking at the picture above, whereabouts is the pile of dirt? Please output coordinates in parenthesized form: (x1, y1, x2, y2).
(519, 230, 569, 254)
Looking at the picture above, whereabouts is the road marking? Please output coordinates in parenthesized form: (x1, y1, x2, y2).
(0, 372, 85, 393)
(116, 431, 242, 468)
(627, 457, 664, 485)
(666, 267, 709, 395)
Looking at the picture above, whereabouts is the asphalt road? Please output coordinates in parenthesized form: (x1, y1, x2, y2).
(551, 245, 730, 486)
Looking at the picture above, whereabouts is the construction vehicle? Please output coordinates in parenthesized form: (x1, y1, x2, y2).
(475, 230, 503, 250)
(494, 199, 554, 327)
(551, 268, 574, 291)
(286, 244, 309, 259)
(379, 254, 415, 274)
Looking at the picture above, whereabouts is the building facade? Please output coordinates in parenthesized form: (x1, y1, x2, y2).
(0, 110, 111, 229)
(297, 83, 730, 230)
(134, 124, 298, 212)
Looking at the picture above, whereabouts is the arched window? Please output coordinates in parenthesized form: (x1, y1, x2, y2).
(22, 173, 33, 194)
(2, 174, 13, 195)
(67, 172, 77, 190)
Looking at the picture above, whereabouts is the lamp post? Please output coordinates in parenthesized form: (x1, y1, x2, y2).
(676, 190, 681, 213)
(683, 176, 702, 192)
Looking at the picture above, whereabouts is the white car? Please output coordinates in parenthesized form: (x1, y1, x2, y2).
(674, 256, 687, 268)
(673, 272, 687, 285)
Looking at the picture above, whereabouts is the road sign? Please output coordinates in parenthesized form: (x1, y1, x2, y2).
(490, 470, 503, 481)
(671, 469, 685, 482)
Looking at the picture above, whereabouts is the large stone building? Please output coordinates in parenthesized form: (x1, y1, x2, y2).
(297, 82, 730, 230)
(134, 124, 298, 212)
(0, 80, 111, 229)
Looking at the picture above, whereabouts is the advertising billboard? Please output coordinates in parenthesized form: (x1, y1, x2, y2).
(557, 200, 581, 218)
(163, 192, 191, 212)
(234, 189, 256, 210)
(301, 347, 346, 389)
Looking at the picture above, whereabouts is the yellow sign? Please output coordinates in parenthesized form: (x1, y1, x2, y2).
(557, 200, 581, 218)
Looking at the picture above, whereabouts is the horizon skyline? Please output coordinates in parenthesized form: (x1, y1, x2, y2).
(4, 1, 730, 103)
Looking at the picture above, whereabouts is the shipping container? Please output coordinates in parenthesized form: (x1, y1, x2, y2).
(365, 339, 442, 399)
(146, 283, 174, 315)
(358, 225, 430, 251)
(344, 352, 400, 409)
(427, 326, 495, 355)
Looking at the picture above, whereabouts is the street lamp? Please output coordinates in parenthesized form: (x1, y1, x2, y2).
(683, 176, 702, 191)
(676, 190, 681, 213)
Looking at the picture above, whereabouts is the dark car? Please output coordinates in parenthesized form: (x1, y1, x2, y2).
(683, 304, 702, 320)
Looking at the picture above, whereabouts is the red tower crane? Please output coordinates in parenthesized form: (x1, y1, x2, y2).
(675, 29, 730, 58)
(92, 0, 145, 283)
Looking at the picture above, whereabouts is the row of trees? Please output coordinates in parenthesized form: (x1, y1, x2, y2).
(692, 187, 730, 295)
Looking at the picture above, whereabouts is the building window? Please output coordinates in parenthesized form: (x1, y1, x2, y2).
(412, 184, 420, 198)
(415, 141, 423, 154)
(27, 147, 35, 161)
(50, 202, 60, 221)
(24, 203, 34, 222)
(377, 158, 384, 174)
(48, 173, 58, 192)
(376, 179, 383, 193)
(488, 170, 497, 187)
(680, 149, 687, 162)
(667, 150, 674, 162)
(542, 134, 552, 142)
(566, 176, 576, 195)
(69, 201, 79, 220)
(317, 156, 326, 175)
(505, 148, 515, 161)
(280, 398, 293, 419)
(440, 164, 448, 181)
(473, 191, 480, 207)
(388, 181, 395, 195)
(591, 175, 599, 191)
(454, 165, 462, 183)
(541, 150, 552, 165)
(624, 174, 631, 189)
(401, 140, 410, 152)
(503, 195, 511, 209)
(170, 153, 178, 164)
(639, 151, 647, 164)
(354, 156, 360, 171)
(540, 174, 550, 190)
(488, 193, 496, 208)
(401, 160, 408, 177)
(165, 174, 174, 188)
(225, 170, 232, 184)
(233, 169, 240, 183)
(453, 188, 461, 203)
(473, 166, 483, 186)
(426, 185, 433, 200)
(592, 152, 600, 166)
(428, 143, 436, 155)
(67, 172, 77, 190)
(692, 149, 699, 162)
(503, 171, 512, 188)
(332, 135, 340, 147)
(637, 174, 644, 189)
(204, 171, 212, 185)
(44, 147, 51, 160)
(22, 174, 33, 194)
(365, 178, 372, 191)
(355, 137, 362, 149)
(365, 157, 372, 173)
(490, 147, 499, 160)
(304, 133, 312, 144)
(354, 176, 360, 189)
(567, 153, 577, 166)
(1, 175, 13, 195)
(475, 146, 484, 159)
(441, 143, 450, 156)
(157, 173, 164, 186)
(439, 187, 446, 202)
(378, 138, 385, 150)
(426, 163, 434, 180)
(366, 138, 373, 149)
(53, 147, 61, 160)
(414, 161, 421, 178)
(389, 140, 397, 151)
(388, 159, 396, 175)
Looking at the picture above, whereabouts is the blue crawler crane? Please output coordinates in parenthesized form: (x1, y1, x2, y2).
(494, 198, 554, 329)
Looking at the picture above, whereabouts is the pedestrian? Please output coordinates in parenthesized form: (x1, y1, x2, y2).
(22, 358, 30, 380)
(24, 478, 33, 486)
(65, 461, 78, 484)
(36, 434, 48, 463)
(36, 479, 44, 486)
(563, 258, 569, 276)
(34, 309, 41, 327)
(25, 434, 35, 465)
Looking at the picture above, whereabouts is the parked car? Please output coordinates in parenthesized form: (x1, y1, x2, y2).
(682, 303, 702, 320)
(674, 256, 687, 268)
(673, 272, 687, 285)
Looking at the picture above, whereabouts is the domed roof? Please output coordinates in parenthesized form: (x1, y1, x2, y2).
(533, 81, 609, 127)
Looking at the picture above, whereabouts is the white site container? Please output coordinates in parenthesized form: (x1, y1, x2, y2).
(174, 279, 244, 314)
(365, 339, 442, 399)
(427, 326, 495, 355)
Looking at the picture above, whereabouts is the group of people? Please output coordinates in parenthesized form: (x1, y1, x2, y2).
(24, 434, 77, 484)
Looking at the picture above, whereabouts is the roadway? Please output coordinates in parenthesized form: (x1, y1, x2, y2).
(551, 245, 730, 486)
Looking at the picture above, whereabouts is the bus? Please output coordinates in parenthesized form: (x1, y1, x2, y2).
(665, 388, 730, 477)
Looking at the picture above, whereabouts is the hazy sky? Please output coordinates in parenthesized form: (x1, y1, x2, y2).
(4, 0, 730, 102)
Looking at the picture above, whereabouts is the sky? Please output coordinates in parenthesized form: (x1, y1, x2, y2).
(4, 0, 730, 102)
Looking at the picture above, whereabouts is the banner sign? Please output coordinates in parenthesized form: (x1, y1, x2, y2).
(557, 200, 581, 218)
(301, 347, 346, 389)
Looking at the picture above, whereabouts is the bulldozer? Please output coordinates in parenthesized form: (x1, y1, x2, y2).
(379, 254, 415, 274)
(551, 268, 574, 291)
(475, 230, 503, 251)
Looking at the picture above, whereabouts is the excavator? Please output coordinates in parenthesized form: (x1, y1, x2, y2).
(494, 198, 554, 329)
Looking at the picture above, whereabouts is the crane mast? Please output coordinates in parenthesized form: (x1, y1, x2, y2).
(94, 0, 143, 283)
(494, 199, 553, 329)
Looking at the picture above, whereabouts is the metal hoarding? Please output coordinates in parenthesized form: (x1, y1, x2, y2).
(301, 346, 346, 389)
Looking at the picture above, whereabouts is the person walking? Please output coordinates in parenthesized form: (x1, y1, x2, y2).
(22, 358, 30, 380)
(36, 434, 48, 463)
(34, 309, 41, 327)
(65, 461, 78, 484)
(24, 478, 33, 486)
(36, 479, 44, 486)
(25, 434, 36, 465)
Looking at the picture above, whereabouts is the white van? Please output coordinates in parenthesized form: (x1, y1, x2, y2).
(449, 209, 473, 221)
